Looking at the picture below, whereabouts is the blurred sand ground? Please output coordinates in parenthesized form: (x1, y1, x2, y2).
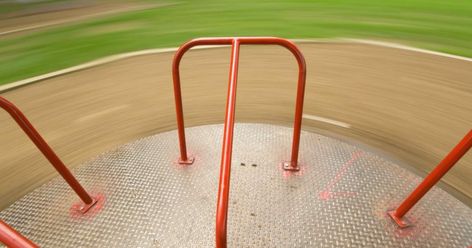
(0, 0, 169, 37)
(0, 42, 471, 210)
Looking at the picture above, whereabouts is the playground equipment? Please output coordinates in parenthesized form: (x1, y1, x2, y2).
(1, 37, 471, 248)
(172, 37, 306, 247)
(0, 220, 38, 248)
(388, 130, 472, 228)
(0, 97, 97, 212)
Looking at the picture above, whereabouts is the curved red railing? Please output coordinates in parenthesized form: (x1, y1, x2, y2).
(0, 220, 38, 248)
(388, 129, 472, 228)
(0, 96, 96, 208)
(172, 37, 306, 169)
(171, 37, 307, 248)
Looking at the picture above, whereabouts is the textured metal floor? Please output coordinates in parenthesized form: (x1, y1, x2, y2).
(1, 123, 471, 247)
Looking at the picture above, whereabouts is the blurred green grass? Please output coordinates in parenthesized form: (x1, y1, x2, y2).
(0, 0, 471, 85)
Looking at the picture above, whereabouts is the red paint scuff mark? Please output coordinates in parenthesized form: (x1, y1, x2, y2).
(319, 151, 363, 200)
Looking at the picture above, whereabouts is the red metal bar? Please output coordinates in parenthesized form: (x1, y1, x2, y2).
(172, 37, 306, 169)
(172, 37, 307, 248)
(0, 220, 38, 248)
(0, 96, 95, 207)
(388, 129, 472, 228)
(215, 38, 241, 248)
(172, 38, 233, 164)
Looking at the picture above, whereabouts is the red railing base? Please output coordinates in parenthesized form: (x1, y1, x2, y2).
(282, 161, 300, 171)
(387, 210, 412, 229)
(178, 156, 195, 165)
(77, 197, 99, 214)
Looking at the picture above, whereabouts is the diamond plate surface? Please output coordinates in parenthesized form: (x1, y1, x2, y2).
(1, 123, 471, 247)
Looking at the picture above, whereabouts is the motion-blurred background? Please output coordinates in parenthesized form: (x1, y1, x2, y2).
(1, 0, 471, 84)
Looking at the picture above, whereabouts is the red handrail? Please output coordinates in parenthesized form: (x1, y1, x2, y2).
(171, 37, 307, 248)
(172, 37, 306, 170)
(388, 130, 472, 228)
(0, 220, 38, 248)
(0, 96, 96, 208)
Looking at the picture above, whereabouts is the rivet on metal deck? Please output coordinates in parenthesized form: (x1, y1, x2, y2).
(1, 124, 471, 247)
